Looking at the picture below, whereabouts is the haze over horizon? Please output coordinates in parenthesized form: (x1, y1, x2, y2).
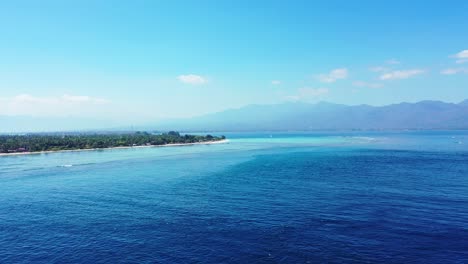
(1, 1, 468, 129)
(2, 99, 468, 133)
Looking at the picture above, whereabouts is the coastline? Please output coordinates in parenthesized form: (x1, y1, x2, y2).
(0, 139, 229, 157)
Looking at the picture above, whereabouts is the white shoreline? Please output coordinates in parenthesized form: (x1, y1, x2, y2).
(0, 139, 229, 157)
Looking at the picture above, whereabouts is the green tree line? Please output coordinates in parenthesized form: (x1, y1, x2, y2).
(0, 131, 225, 153)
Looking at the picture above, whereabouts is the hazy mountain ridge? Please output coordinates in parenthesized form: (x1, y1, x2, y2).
(154, 100, 468, 131)
(2, 100, 468, 133)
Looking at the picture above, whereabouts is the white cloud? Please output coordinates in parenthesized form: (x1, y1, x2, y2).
(286, 87, 329, 101)
(352, 81, 384, 89)
(271, 80, 281, 85)
(0, 94, 110, 116)
(379, 69, 424, 80)
(386, 59, 400, 65)
(369, 66, 390, 73)
(317, 68, 348, 83)
(62, 94, 109, 104)
(285, 95, 301, 101)
(440, 68, 468, 75)
(299, 87, 329, 97)
(453, 50, 468, 64)
(370, 59, 400, 73)
(177, 74, 207, 85)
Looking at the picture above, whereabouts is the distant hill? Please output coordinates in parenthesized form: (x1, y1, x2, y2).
(152, 100, 468, 131)
(3, 100, 468, 133)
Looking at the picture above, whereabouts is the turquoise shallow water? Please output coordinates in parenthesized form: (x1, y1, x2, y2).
(1, 131, 468, 263)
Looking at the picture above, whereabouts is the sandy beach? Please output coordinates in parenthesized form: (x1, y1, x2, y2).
(0, 139, 229, 157)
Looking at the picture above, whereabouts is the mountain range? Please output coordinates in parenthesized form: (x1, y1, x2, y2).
(2, 99, 468, 133)
(153, 99, 468, 132)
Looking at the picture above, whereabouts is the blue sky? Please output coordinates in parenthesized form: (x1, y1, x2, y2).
(1, 0, 467, 122)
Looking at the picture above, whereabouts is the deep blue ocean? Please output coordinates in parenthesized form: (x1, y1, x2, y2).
(1, 131, 468, 263)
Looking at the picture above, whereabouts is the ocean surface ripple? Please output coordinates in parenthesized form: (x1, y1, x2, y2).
(1, 131, 468, 263)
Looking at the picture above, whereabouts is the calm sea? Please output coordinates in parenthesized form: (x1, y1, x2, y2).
(1, 131, 468, 263)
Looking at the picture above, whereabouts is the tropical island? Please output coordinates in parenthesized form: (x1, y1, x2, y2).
(0, 131, 226, 155)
